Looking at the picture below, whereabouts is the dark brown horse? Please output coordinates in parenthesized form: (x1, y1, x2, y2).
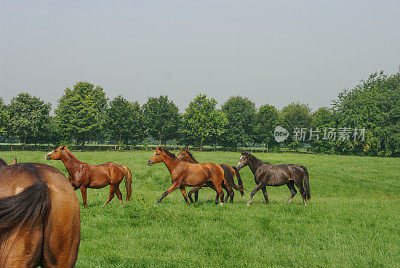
(176, 148, 244, 203)
(0, 159, 80, 267)
(148, 147, 229, 206)
(45, 146, 132, 209)
(237, 153, 310, 206)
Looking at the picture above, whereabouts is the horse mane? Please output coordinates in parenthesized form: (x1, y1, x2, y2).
(243, 152, 266, 164)
(0, 158, 7, 167)
(185, 150, 198, 163)
(160, 147, 176, 159)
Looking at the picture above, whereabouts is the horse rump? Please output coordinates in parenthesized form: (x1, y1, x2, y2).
(0, 179, 51, 245)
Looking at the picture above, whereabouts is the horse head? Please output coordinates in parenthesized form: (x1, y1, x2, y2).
(45, 145, 68, 161)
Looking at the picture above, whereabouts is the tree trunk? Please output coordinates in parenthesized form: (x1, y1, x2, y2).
(158, 135, 162, 146)
(119, 133, 122, 151)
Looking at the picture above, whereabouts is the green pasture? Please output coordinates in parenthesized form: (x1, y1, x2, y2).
(1, 151, 399, 267)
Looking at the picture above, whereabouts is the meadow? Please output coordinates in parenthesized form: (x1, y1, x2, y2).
(1, 150, 400, 267)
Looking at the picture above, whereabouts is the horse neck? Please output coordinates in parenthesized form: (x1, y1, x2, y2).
(248, 156, 265, 174)
(185, 155, 198, 164)
(162, 154, 180, 175)
(60, 150, 83, 175)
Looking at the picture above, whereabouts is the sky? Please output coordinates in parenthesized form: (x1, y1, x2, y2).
(1, 0, 399, 112)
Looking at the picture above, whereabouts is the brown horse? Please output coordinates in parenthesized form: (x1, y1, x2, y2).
(176, 148, 244, 203)
(237, 152, 310, 206)
(45, 146, 132, 209)
(147, 147, 228, 206)
(0, 159, 80, 267)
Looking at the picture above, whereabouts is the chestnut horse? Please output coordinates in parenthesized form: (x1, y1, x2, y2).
(176, 148, 244, 203)
(45, 146, 132, 209)
(0, 159, 80, 267)
(237, 152, 310, 206)
(147, 147, 228, 206)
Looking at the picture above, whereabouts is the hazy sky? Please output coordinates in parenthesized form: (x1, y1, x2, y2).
(1, 0, 399, 111)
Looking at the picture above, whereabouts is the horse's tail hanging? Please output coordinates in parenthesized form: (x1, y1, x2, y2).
(231, 165, 244, 196)
(220, 164, 244, 194)
(0, 164, 51, 249)
(301, 165, 311, 200)
(122, 166, 132, 203)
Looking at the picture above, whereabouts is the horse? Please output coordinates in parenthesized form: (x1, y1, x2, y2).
(0, 158, 17, 166)
(237, 152, 311, 206)
(147, 147, 231, 206)
(45, 146, 132, 209)
(0, 159, 80, 267)
(176, 148, 244, 203)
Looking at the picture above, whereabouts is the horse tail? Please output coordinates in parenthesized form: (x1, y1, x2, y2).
(300, 165, 311, 200)
(231, 166, 244, 196)
(220, 164, 243, 193)
(122, 166, 132, 203)
(0, 165, 51, 248)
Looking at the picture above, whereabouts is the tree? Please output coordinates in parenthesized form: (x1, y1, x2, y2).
(105, 96, 144, 146)
(142, 95, 180, 145)
(310, 107, 335, 153)
(280, 102, 313, 149)
(0, 98, 9, 137)
(181, 94, 228, 150)
(54, 82, 107, 145)
(333, 70, 400, 156)
(221, 96, 257, 148)
(8, 93, 51, 146)
(254, 104, 279, 150)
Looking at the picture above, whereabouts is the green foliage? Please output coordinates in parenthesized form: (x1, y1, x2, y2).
(0, 98, 9, 137)
(254, 104, 279, 148)
(333, 71, 400, 156)
(221, 96, 257, 147)
(105, 96, 145, 145)
(54, 82, 107, 145)
(181, 94, 228, 149)
(8, 93, 51, 144)
(310, 107, 336, 153)
(142, 95, 180, 145)
(280, 102, 313, 149)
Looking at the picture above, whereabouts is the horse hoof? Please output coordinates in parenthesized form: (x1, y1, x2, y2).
(220, 203, 224, 207)
(246, 203, 250, 207)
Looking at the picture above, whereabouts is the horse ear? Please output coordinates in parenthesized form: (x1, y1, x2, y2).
(184, 148, 188, 152)
(156, 146, 159, 150)
(61, 145, 66, 150)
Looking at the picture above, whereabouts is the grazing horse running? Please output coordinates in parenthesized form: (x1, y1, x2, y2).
(45, 146, 132, 209)
(0, 159, 80, 267)
(147, 147, 229, 206)
(237, 153, 311, 206)
(176, 148, 244, 203)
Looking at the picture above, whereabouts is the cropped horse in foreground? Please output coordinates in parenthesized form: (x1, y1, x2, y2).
(45, 146, 132, 209)
(176, 148, 244, 203)
(237, 153, 311, 206)
(0, 159, 80, 267)
(148, 147, 232, 206)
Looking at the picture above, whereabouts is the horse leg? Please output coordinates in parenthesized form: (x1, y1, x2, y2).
(194, 190, 199, 203)
(223, 182, 233, 203)
(286, 181, 297, 204)
(294, 180, 307, 206)
(247, 182, 264, 206)
(157, 184, 178, 204)
(261, 186, 269, 204)
(80, 186, 88, 209)
(188, 186, 202, 203)
(213, 183, 224, 206)
(103, 184, 116, 206)
(115, 186, 124, 205)
(180, 187, 190, 205)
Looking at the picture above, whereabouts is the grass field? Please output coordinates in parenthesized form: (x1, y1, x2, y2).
(1, 150, 400, 267)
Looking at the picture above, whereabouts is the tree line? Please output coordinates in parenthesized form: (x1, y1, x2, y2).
(0, 68, 399, 156)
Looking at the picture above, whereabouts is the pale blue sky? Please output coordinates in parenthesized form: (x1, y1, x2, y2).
(1, 0, 399, 111)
